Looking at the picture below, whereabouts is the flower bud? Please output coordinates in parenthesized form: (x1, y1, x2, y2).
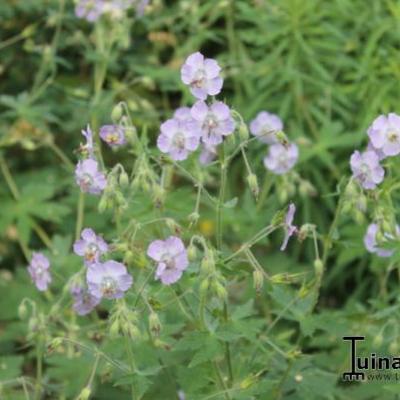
(187, 244, 197, 262)
(199, 279, 209, 296)
(119, 171, 129, 188)
(166, 218, 181, 235)
(48, 337, 63, 353)
(18, 302, 28, 320)
(314, 259, 323, 277)
(276, 131, 289, 146)
(98, 195, 109, 213)
(214, 281, 227, 300)
(247, 174, 259, 198)
(77, 387, 91, 400)
(239, 123, 249, 141)
(253, 270, 264, 293)
(200, 255, 214, 274)
(111, 103, 123, 121)
(188, 212, 200, 225)
(149, 312, 162, 336)
(152, 185, 165, 208)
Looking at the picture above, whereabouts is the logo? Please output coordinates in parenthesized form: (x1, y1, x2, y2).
(342, 336, 400, 382)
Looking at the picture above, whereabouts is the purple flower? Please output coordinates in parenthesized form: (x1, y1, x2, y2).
(367, 113, 400, 157)
(250, 111, 283, 144)
(75, 0, 103, 21)
(147, 236, 189, 285)
(173, 107, 194, 123)
(80, 125, 95, 159)
(28, 252, 51, 291)
(157, 117, 201, 161)
(75, 158, 107, 195)
(181, 52, 223, 100)
(367, 141, 386, 161)
(199, 143, 217, 165)
(350, 150, 384, 190)
(191, 101, 235, 146)
(263, 143, 299, 175)
(364, 223, 398, 258)
(73, 228, 109, 266)
(281, 203, 297, 251)
(99, 125, 126, 148)
(86, 260, 133, 299)
(70, 284, 101, 315)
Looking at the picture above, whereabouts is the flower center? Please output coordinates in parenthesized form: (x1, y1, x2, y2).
(80, 173, 93, 190)
(85, 243, 98, 262)
(388, 131, 398, 142)
(204, 114, 218, 132)
(161, 254, 175, 270)
(106, 132, 120, 144)
(172, 132, 186, 149)
(101, 277, 117, 296)
(192, 69, 205, 88)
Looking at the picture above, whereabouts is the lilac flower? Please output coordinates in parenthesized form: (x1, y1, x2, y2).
(147, 236, 189, 285)
(80, 125, 95, 159)
(28, 252, 51, 291)
(73, 228, 109, 266)
(263, 143, 299, 175)
(99, 125, 126, 148)
(174, 107, 194, 123)
(350, 150, 384, 190)
(281, 203, 297, 251)
(181, 52, 223, 100)
(70, 284, 101, 315)
(87, 260, 133, 299)
(75, 0, 103, 22)
(249, 111, 283, 144)
(75, 159, 107, 195)
(191, 101, 235, 146)
(367, 141, 386, 161)
(364, 223, 398, 258)
(199, 144, 217, 165)
(367, 113, 400, 157)
(157, 117, 201, 161)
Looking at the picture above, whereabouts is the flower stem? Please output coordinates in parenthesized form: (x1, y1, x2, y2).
(216, 147, 227, 250)
(75, 192, 85, 240)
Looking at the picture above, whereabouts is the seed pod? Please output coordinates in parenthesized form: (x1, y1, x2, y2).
(247, 174, 259, 198)
(199, 279, 209, 296)
(111, 103, 123, 122)
(253, 270, 264, 293)
(119, 171, 129, 188)
(313, 259, 324, 277)
(18, 302, 28, 320)
(239, 123, 249, 141)
(187, 244, 197, 262)
(77, 387, 91, 400)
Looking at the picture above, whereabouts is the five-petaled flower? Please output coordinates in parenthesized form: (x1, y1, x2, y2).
(157, 116, 201, 161)
(28, 252, 51, 291)
(364, 223, 398, 258)
(87, 260, 133, 299)
(281, 203, 297, 251)
(73, 228, 109, 266)
(191, 101, 235, 146)
(147, 236, 189, 285)
(367, 113, 400, 158)
(100, 125, 126, 148)
(250, 111, 283, 144)
(263, 143, 299, 175)
(350, 150, 384, 190)
(70, 284, 101, 315)
(75, 158, 107, 195)
(181, 52, 223, 100)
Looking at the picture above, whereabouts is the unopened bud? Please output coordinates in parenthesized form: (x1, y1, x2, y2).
(276, 131, 289, 146)
(314, 259, 323, 277)
(98, 195, 108, 213)
(214, 281, 227, 300)
(18, 302, 28, 320)
(111, 103, 123, 121)
(253, 270, 264, 293)
(199, 279, 209, 296)
(200, 255, 214, 274)
(239, 123, 249, 141)
(153, 185, 165, 208)
(149, 312, 162, 336)
(166, 218, 181, 235)
(187, 244, 197, 262)
(188, 212, 200, 225)
(247, 174, 259, 198)
(119, 171, 129, 187)
(77, 386, 91, 400)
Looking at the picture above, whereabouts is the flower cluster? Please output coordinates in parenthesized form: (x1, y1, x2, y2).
(249, 111, 299, 175)
(75, 0, 149, 22)
(157, 52, 235, 162)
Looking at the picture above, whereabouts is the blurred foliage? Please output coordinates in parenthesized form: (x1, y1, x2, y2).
(1, 0, 400, 399)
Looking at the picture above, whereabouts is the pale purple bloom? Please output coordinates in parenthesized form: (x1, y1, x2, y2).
(75, 159, 107, 195)
(177, 390, 185, 400)
(367, 141, 386, 161)
(75, 0, 103, 21)
(263, 143, 299, 175)
(28, 252, 51, 291)
(87, 260, 133, 299)
(174, 107, 194, 123)
(99, 125, 126, 148)
(181, 52, 223, 100)
(350, 150, 384, 190)
(364, 223, 398, 258)
(199, 144, 217, 165)
(147, 236, 189, 285)
(73, 228, 109, 266)
(81, 125, 95, 159)
(191, 101, 235, 146)
(281, 203, 297, 251)
(70, 284, 101, 315)
(250, 111, 283, 144)
(368, 113, 400, 157)
(157, 117, 201, 161)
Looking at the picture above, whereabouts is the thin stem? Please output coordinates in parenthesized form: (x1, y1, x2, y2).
(213, 361, 231, 400)
(216, 147, 227, 250)
(124, 335, 137, 400)
(223, 302, 234, 386)
(47, 141, 74, 170)
(34, 340, 43, 400)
